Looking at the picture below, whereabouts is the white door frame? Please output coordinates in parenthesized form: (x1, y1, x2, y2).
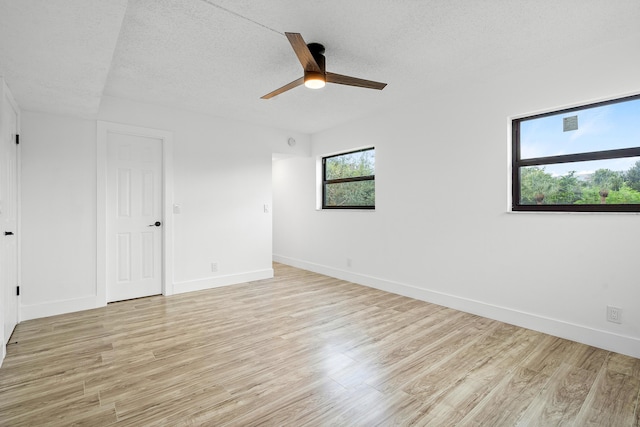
(1, 78, 20, 362)
(97, 121, 174, 306)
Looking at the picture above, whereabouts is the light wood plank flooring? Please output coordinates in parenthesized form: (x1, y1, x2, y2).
(1, 263, 639, 426)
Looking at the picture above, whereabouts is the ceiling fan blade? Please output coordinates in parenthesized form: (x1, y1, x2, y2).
(261, 77, 305, 99)
(326, 72, 387, 90)
(285, 32, 322, 73)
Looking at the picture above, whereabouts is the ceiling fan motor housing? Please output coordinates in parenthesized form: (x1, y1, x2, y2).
(305, 42, 326, 84)
(304, 43, 327, 80)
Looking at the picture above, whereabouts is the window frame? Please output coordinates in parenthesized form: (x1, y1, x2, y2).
(511, 94, 640, 212)
(322, 147, 375, 210)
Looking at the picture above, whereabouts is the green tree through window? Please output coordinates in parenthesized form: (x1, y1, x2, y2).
(323, 148, 375, 209)
(520, 166, 640, 206)
(512, 94, 640, 212)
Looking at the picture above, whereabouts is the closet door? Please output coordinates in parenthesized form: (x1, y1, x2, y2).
(1, 82, 19, 347)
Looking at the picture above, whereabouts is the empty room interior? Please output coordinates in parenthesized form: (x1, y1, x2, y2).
(1, 0, 639, 425)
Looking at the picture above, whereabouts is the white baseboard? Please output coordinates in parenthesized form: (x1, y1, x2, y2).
(20, 296, 99, 322)
(273, 254, 640, 359)
(173, 268, 274, 295)
(17, 269, 274, 323)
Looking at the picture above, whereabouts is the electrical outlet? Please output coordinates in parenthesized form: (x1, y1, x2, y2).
(606, 305, 622, 324)
(211, 262, 218, 273)
(346, 258, 352, 268)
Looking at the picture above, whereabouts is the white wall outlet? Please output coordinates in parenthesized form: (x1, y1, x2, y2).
(346, 258, 352, 268)
(606, 305, 622, 324)
(211, 262, 218, 273)
(264, 204, 270, 213)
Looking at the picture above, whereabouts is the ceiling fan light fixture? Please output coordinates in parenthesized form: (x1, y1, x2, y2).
(260, 33, 386, 99)
(304, 71, 326, 89)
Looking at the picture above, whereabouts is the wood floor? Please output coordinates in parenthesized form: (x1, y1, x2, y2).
(1, 263, 639, 426)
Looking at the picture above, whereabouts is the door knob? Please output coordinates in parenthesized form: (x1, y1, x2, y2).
(148, 221, 162, 227)
(4, 231, 14, 236)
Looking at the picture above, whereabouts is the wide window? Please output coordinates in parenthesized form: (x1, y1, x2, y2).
(322, 147, 375, 209)
(512, 94, 640, 212)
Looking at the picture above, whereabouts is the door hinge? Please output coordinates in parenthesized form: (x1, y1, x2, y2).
(15, 134, 19, 145)
(16, 286, 20, 296)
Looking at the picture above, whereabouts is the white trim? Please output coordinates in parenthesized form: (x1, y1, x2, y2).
(315, 156, 322, 210)
(173, 269, 274, 295)
(96, 121, 175, 306)
(273, 254, 640, 359)
(21, 296, 98, 321)
(0, 78, 20, 366)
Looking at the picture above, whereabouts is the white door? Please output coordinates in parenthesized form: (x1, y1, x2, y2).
(1, 95, 18, 343)
(107, 132, 163, 302)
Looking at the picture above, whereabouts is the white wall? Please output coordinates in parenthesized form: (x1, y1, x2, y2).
(20, 96, 310, 319)
(21, 112, 97, 318)
(273, 36, 640, 358)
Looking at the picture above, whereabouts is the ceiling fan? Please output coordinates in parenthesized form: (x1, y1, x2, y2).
(261, 32, 387, 99)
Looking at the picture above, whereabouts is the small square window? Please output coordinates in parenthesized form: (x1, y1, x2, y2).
(322, 148, 375, 209)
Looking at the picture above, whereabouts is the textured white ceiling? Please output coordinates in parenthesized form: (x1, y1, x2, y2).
(1, 0, 639, 133)
(0, 0, 128, 118)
